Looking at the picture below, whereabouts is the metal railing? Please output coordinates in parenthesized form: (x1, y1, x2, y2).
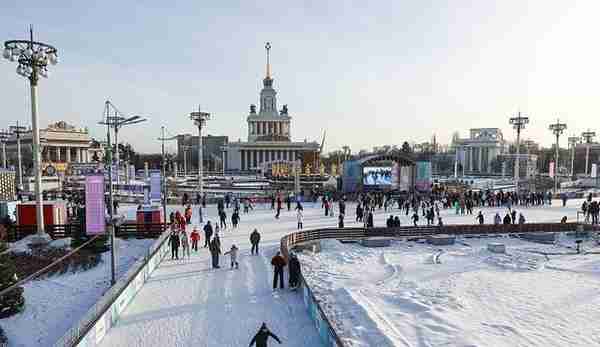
(279, 222, 600, 347)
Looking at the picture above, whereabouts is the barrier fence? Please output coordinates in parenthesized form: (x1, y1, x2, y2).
(1, 223, 168, 243)
(54, 230, 172, 347)
(280, 222, 600, 347)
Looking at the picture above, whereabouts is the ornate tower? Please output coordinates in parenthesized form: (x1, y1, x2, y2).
(247, 42, 292, 143)
(259, 42, 278, 116)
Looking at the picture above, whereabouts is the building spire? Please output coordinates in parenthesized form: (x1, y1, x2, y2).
(265, 42, 271, 78)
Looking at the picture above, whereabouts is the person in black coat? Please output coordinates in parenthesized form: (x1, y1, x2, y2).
(209, 237, 221, 269)
(288, 254, 301, 289)
(169, 231, 180, 260)
(249, 322, 281, 347)
(203, 221, 213, 247)
(250, 229, 261, 255)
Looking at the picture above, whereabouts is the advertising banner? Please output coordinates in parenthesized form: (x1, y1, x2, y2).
(415, 161, 432, 192)
(592, 163, 597, 178)
(549, 162, 555, 178)
(85, 175, 106, 235)
(150, 172, 161, 201)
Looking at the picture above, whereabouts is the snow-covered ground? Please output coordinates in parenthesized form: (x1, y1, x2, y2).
(298, 199, 600, 347)
(1, 236, 155, 347)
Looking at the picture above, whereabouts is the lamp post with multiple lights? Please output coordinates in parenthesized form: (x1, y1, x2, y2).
(189, 106, 211, 196)
(99, 100, 146, 285)
(568, 135, 580, 178)
(509, 112, 529, 193)
(158, 128, 176, 221)
(582, 130, 596, 176)
(549, 119, 567, 193)
(3, 27, 59, 241)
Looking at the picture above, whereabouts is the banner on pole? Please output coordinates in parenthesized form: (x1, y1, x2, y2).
(592, 163, 598, 178)
(549, 162, 555, 178)
(85, 175, 106, 235)
(150, 172, 161, 201)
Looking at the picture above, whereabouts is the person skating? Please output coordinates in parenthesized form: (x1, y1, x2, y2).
(232, 210, 240, 229)
(250, 229, 261, 255)
(190, 228, 200, 252)
(476, 211, 484, 225)
(518, 213, 526, 225)
(494, 212, 501, 225)
(411, 212, 419, 226)
(503, 213, 512, 225)
(249, 322, 282, 347)
(297, 208, 303, 229)
(219, 210, 227, 229)
(169, 230, 180, 260)
(203, 221, 213, 248)
(224, 244, 239, 269)
(209, 237, 221, 269)
(271, 251, 286, 289)
(180, 229, 190, 259)
(185, 205, 192, 225)
(288, 253, 301, 289)
(366, 211, 374, 228)
(338, 213, 345, 228)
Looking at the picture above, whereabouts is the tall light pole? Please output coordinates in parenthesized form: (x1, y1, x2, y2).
(4, 27, 59, 241)
(158, 128, 176, 221)
(189, 106, 211, 197)
(100, 101, 146, 285)
(181, 145, 191, 178)
(549, 119, 567, 193)
(509, 111, 529, 193)
(568, 135, 580, 178)
(10, 122, 27, 191)
(582, 130, 596, 176)
(0, 130, 9, 169)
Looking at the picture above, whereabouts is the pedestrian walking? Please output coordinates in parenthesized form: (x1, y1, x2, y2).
(249, 322, 282, 347)
(224, 244, 239, 269)
(250, 229, 261, 255)
(271, 251, 286, 289)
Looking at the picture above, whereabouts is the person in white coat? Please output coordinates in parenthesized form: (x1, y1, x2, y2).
(224, 244, 239, 269)
(297, 209, 303, 229)
(180, 229, 190, 259)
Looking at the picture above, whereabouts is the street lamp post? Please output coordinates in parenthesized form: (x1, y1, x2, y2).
(100, 100, 146, 285)
(568, 135, 580, 178)
(582, 130, 596, 176)
(549, 119, 567, 193)
(158, 128, 177, 222)
(509, 112, 529, 193)
(181, 145, 191, 178)
(0, 130, 9, 169)
(189, 106, 211, 197)
(4, 27, 59, 241)
(10, 122, 27, 191)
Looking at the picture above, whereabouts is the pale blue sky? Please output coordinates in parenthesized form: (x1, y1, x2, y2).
(1, 1, 599, 153)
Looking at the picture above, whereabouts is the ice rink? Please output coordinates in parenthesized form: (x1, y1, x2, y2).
(99, 198, 594, 347)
